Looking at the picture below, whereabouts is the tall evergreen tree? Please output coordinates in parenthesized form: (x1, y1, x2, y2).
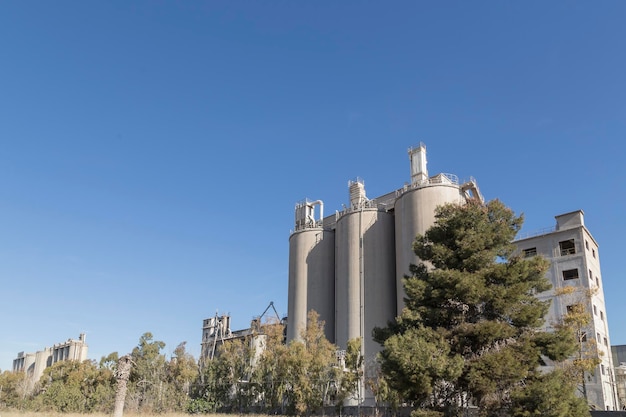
(252, 318, 291, 413)
(375, 200, 587, 417)
(287, 310, 339, 416)
(166, 342, 199, 410)
(129, 332, 167, 412)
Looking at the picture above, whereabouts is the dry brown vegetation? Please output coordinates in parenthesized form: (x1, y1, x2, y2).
(0, 413, 273, 417)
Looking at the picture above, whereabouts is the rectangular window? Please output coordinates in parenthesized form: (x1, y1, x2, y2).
(600, 311, 604, 321)
(559, 239, 576, 256)
(562, 269, 579, 280)
(581, 332, 587, 342)
(594, 305, 598, 315)
(597, 332, 601, 342)
(604, 337, 608, 346)
(523, 247, 537, 257)
(586, 240, 589, 250)
(593, 249, 596, 258)
(596, 277, 600, 286)
(601, 364, 605, 375)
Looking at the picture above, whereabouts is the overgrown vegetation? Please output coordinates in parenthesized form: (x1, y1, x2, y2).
(0, 313, 359, 415)
(0, 334, 200, 414)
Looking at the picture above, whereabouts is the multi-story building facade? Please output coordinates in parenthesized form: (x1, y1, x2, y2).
(514, 212, 618, 410)
(12, 333, 88, 387)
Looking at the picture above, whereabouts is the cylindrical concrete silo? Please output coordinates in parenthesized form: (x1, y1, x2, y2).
(306, 228, 335, 342)
(287, 199, 335, 343)
(335, 179, 396, 406)
(394, 144, 465, 315)
(335, 180, 396, 356)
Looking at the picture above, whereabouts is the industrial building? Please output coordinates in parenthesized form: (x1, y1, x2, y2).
(287, 144, 482, 404)
(12, 333, 88, 389)
(287, 144, 618, 409)
(199, 302, 284, 368)
(512, 211, 617, 410)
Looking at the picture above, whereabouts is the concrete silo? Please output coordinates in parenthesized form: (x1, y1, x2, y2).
(394, 143, 481, 315)
(287, 199, 335, 343)
(334, 179, 396, 359)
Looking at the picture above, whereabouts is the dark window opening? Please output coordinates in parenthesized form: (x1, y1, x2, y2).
(523, 247, 537, 257)
(567, 304, 582, 314)
(559, 239, 576, 256)
(562, 269, 579, 280)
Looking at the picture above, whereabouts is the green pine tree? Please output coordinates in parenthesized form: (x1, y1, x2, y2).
(375, 200, 587, 417)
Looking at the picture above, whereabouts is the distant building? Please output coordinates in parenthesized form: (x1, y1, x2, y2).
(12, 333, 88, 388)
(514, 212, 618, 410)
(199, 303, 285, 369)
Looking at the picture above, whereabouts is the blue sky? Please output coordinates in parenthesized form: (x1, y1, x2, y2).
(1, 2, 625, 370)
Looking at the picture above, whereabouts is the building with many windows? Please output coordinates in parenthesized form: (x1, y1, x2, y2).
(514, 211, 618, 410)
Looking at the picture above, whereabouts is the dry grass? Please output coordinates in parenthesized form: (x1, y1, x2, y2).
(0, 413, 274, 417)
(0, 413, 170, 417)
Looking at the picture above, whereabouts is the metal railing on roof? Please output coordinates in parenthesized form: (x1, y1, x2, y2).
(515, 226, 556, 241)
(291, 173, 469, 233)
(394, 172, 460, 198)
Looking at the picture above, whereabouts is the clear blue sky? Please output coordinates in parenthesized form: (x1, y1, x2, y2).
(1, 2, 625, 370)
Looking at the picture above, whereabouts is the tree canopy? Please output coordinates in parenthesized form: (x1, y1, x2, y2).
(375, 199, 588, 417)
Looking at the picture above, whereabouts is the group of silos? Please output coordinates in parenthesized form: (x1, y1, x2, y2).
(286, 144, 482, 381)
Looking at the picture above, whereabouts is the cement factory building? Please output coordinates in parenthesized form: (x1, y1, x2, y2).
(287, 144, 482, 374)
(12, 333, 88, 389)
(287, 144, 618, 409)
